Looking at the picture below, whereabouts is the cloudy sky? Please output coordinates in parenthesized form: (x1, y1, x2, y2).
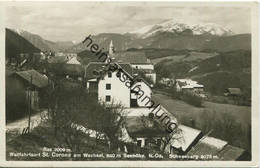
(5, 2, 251, 42)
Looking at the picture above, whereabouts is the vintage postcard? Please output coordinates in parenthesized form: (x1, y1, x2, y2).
(0, 1, 259, 167)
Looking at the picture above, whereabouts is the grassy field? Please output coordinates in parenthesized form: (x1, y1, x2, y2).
(152, 93, 250, 127)
(151, 55, 186, 64)
(151, 51, 218, 65)
(152, 93, 251, 152)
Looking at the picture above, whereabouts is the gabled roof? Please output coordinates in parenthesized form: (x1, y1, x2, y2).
(170, 125, 202, 152)
(176, 79, 204, 89)
(84, 62, 133, 80)
(67, 57, 81, 65)
(15, 69, 49, 88)
(112, 51, 151, 64)
(187, 136, 228, 156)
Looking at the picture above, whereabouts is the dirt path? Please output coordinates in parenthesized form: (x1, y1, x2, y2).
(6, 110, 48, 134)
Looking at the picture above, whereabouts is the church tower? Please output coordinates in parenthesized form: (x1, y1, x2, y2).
(109, 40, 115, 56)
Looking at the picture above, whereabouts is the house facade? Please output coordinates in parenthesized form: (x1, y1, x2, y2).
(66, 56, 81, 65)
(85, 62, 152, 108)
(98, 69, 132, 107)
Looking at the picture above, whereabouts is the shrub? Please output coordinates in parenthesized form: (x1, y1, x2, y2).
(171, 87, 183, 99)
(181, 92, 203, 107)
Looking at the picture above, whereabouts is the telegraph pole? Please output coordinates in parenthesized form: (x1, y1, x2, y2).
(28, 75, 32, 132)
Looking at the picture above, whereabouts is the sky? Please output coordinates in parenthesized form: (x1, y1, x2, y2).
(5, 2, 251, 42)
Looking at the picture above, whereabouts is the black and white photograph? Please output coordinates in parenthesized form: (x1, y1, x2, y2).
(1, 1, 259, 166)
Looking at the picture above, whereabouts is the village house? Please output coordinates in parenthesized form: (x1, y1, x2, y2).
(85, 41, 153, 108)
(175, 79, 204, 93)
(224, 88, 242, 97)
(83, 41, 181, 154)
(48, 51, 79, 64)
(125, 115, 167, 149)
(6, 69, 50, 121)
(166, 125, 203, 155)
(66, 56, 81, 65)
(85, 62, 152, 108)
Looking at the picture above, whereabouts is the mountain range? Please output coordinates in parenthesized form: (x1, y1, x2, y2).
(6, 19, 251, 55)
(67, 20, 250, 53)
(12, 29, 76, 52)
(6, 20, 252, 98)
(130, 19, 234, 38)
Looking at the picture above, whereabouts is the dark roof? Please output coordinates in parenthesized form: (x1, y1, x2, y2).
(15, 69, 49, 88)
(125, 116, 167, 138)
(188, 141, 220, 156)
(47, 56, 69, 64)
(226, 88, 242, 95)
(217, 145, 245, 160)
(85, 62, 133, 80)
(46, 63, 85, 76)
(112, 51, 151, 64)
(187, 136, 228, 156)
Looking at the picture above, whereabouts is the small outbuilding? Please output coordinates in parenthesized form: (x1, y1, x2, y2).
(224, 88, 242, 96)
(6, 69, 49, 121)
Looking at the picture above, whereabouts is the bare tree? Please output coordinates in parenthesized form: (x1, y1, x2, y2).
(45, 79, 93, 153)
(86, 101, 127, 151)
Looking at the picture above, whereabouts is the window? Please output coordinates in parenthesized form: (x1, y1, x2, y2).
(105, 95, 111, 102)
(116, 71, 121, 77)
(106, 84, 111, 90)
(137, 140, 142, 147)
(108, 71, 112, 78)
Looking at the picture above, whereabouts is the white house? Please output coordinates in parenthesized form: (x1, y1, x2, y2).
(66, 56, 81, 65)
(85, 62, 152, 108)
(85, 41, 153, 108)
(175, 79, 204, 93)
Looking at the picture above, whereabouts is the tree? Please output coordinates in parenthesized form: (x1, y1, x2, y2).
(86, 101, 128, 151)
(44, 79, 93, 153)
